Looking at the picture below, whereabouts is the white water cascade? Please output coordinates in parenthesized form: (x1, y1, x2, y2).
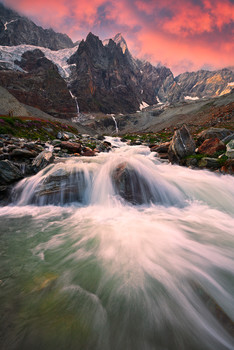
(111, 114, 119, 134)
(0, 139, 233, 350)
(69, 90, 80, 122)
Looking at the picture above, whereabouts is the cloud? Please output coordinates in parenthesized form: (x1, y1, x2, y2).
(2, 0, 234, 74)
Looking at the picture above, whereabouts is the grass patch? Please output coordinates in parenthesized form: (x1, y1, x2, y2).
(0, 115, 78, 141)
(122, 131, 173, 144)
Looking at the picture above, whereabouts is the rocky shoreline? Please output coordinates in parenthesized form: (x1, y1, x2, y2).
(0, 126, 233, 204)
(0, 131, 112, 203)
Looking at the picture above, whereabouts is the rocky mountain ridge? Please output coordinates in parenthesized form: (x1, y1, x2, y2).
(0, 3, 74, 50)
(0, 2, 233, 116)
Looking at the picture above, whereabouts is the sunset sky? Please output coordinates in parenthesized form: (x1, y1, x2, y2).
(2, 0, 234, 75)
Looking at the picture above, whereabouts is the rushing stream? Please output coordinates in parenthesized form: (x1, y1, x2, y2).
(0, 138, 233, 350)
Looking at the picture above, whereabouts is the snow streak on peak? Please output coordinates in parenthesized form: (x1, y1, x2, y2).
(0, 44, 79, 78)
(4, 20, 17, 31)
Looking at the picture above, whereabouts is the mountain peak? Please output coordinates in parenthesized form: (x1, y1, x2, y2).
(0, 2, 74, 50)
(103, 33, 128, 54)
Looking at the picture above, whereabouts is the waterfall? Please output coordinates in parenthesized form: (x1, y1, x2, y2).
(69, 90, 80, 122)
(1, 138, 234, 350)
(111, 114, 119, 134)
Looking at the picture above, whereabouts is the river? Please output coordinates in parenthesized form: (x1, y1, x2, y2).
(0, 138, 233, 350)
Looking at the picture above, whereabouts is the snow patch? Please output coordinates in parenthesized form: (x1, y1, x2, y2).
(156, 96, 163, 105)
(184, 96, 199, 101)
(0, 44, 79, 78)
(139, 101, 149, 110)
(4, 20, 17, 31)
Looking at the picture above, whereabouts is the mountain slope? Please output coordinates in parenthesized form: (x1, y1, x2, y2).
(0, 49, 77, 119)
(0, 3, 74, 50)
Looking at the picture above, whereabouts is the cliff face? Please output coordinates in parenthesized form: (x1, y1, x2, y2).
(175, 69, 234, 98)
(0, 49, 77, 119)
(68, 33, 174, 113)
(68, 33, 141, 113)
(0, 3, 74, 50)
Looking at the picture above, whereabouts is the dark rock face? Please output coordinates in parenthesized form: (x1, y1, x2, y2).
(136, 60, 172, 105)
(68, 33, 173, 113)
(68, 33, 141, 113)
(168, 125, 195, 163)
(0, 159, 23, 185)
(0, 49, 77, 119)
(0, 3, 74, 50)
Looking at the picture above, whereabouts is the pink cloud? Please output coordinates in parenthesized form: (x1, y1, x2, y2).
(2, 0, 234, 74)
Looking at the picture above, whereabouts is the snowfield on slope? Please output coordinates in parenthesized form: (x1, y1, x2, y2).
(0, 44, 79, 78)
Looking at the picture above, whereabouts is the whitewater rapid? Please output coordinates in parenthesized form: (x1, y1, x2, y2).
(0, 138, 233, 350)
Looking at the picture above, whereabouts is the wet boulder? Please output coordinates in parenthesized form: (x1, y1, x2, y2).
(197, 138, 226, 156)
(168, 125, 195, 163)
(112, 162, 154, 205)
(197, 128, 233, 144)
(32, 151, 54, 172)
(0, 160, 23, 185)
(33, 168, 89, 205)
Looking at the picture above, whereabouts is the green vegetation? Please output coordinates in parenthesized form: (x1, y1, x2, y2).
(85, 143, 96, 150)
(0, 115, 78, 141)
(123, 131, 173, 144)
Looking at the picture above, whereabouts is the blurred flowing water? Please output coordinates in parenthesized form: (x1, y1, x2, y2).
(0, 138, 233, 350)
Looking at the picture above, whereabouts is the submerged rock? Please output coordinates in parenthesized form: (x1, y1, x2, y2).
(31, 168, 90, 205)
(112, 162, 154, 205)
(168, 125, 195, 163)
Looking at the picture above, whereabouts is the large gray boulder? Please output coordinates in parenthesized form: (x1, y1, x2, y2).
(0, 160, 23, 185)
(197, 128, 233, 144)
(168, 125, 195, 163)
